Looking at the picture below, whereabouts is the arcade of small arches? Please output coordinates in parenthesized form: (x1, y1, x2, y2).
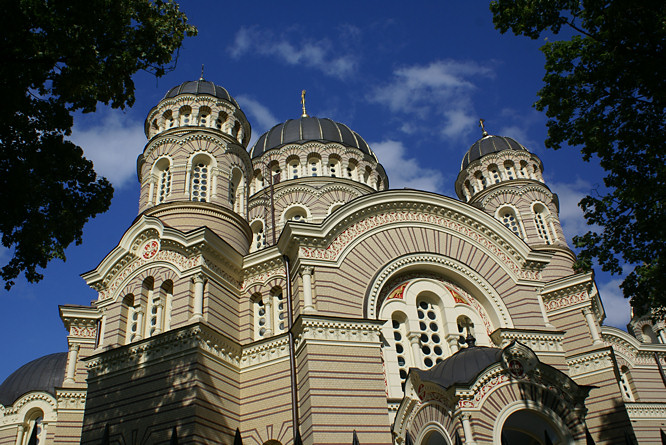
(248, 152, 386, 196)
(458, 154, 544, 202)
(116, 277, 174, 346)
(146, 100, 249, 146)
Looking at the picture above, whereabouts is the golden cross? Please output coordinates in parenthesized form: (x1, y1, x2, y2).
(479, 119, 488, 136)
(200, 64, 205, 80)
(301, 90, 308, 117)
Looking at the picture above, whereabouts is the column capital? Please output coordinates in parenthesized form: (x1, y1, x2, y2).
(581, 306, 593, 316)
(300, 265, 314, 276)
(407, 332, 421, 345)
(192, 273, 206, 284)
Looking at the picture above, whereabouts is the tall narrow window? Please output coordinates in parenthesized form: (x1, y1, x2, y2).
(504, 161, 516, 180)
(254, 297, 267, 339)
(488, 164, 501, 184)
(154, 158, 172, 205)
(216, 111, 228, 130)
(163, 110, 174, 129)
(328, 158, 340, 177)
(392, 316, 410, 391)
(290, 160, 301, 179)
(191, 157, 210, 202)
(519, 161, 529, 178)
(229, 167, 243, 212)
(619, 366, 635, 401)
(533, 203, 553, 244)
(499, 207, 524, 238)
(416, 299, 445, 368)
(347, 160, 358, 180)
(179, 105, 192, 126)
(308, 156, 321, 177)
(250, 220, 266, 252)
(274, 291, 287, 333)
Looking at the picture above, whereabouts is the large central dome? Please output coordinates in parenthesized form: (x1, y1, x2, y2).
(249, 116, 373, 159)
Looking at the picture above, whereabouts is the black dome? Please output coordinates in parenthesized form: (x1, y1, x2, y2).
(0, 352, 67, 406)
(415, 346, 502, 389)
(249, 116, 373, 159)
(163, 79, 239, 107)
(461, 135, 528, 170)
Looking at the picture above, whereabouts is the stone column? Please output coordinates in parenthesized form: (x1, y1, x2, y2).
(15, 424, 24, 445)
(64, 343, 80, 384)
(154, 303, 164, 334)
(191, 274, 205, 322)
(408, 332, 422, 367)
(460, 413, 477, 445)
(262, 294, 273, 337)
(582, 307, 603, 345)
(97, 311, 107, 349)
(301, 266, 315, 313)
(446, 334, 460, 354)
(658, 328, 666, 344)
(135, 310, 144, 341)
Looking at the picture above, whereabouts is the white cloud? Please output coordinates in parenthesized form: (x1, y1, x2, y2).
(229, 27, 357, 79)
(598, 277, 631, 329)
(548, 178, 596, 241)
(370, 60, 494, 141)
(69, 111, 145, 189)
(371, 140, 445, 192)
(236, 95, 279, 148)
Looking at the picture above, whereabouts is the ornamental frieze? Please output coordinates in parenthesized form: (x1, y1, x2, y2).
(543, 290, 588, 312)
(299, 210, 540, 281)
(98, 249, 201, 300)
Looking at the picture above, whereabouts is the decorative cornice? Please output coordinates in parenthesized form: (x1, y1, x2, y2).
(602, 327, 666, 366)
(491, 329, 565, 354)
(566, 349, 615, 377)
(293, 316, 384, 350)
(625, 402, 666, 419)
(55, 389, 87, 411)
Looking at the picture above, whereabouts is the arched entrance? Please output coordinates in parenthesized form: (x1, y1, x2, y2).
(500, 409, 572, 445)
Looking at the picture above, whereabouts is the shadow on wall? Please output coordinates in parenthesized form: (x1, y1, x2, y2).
(79, 329, 236, 444)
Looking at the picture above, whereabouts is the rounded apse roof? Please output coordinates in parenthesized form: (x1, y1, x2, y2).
(249, 116, 373, 159)
(0, 352, 67, 406)
(461, 134, 528, 170)
(163, 79, 239, 107)
(414, 346, 502, 389)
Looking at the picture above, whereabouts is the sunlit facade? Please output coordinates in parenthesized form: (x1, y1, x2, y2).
(1, 79, 665, 445)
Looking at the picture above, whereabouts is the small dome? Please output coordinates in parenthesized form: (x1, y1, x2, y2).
(249, 116, 373, 159)
(163, 79, 239, 107)
(414, 346, 502, 389)
(0, 352, 67, 406)
(461, 135, 528, 170)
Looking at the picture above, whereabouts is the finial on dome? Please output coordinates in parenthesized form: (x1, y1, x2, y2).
(301, 90, 308, 117)
(200, 64, 205, 81)
(479, 119, 488, 137)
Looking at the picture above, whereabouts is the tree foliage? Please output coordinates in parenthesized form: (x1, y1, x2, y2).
(0, 0, 196, 289)
(490, 1, 666, 316)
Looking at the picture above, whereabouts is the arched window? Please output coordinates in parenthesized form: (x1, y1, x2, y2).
(289, 159, 301, 179)
(328, 157, 340, 177)
(22, 410, 45, 445)
(271, 164, 281, 184)
(474, 171, 487, 190)
(498, 206, 524, 239)
(284, 206, 308, 223)
(504, 161, 516, 180)
(273, 289, 287, 333)
(619, 366, 636, 401)
(519, 161, 529, 178)
(642, 324, 658, 343)
(179, 105, 192, 126)
(363, 166, 372, 184)
(154, 158, 172, 205)
(124, 294, 141, 344)
(250, 220, 266, 252)
(143, 277, 159, 337)
(229, 167, 244, 212)
(347, 160, 358, 180)
(216, 111, 228, 130)
(198, 106, 211, 127)
(391, 314, 411, 391)
(416, 298, 445, 368)
(488, 164, 501, 184)
(190, 156, 211, 202)
(253, 171, 265, 193)
(163, 110, 174, 129)
(161, 280, 173, 332)
(308, 156, 321, 177)
(254, 295, 268, 339)
(501, 409, 569, 445)
(533, 203, 554, 244)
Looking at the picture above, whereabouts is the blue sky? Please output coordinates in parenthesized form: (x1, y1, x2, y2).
(0, 2, 631, 381)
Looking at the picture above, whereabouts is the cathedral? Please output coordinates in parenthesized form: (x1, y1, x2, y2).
(1, 78, 666, 445)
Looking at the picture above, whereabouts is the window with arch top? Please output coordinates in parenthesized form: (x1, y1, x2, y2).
(284, 205, 308, 223)
(532, 203, 554, 244)
(498, 206, 524, 239)
(154, 157, 172, 205)
(190, 156, 211, 202)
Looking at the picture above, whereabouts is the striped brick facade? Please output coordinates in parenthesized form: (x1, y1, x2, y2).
(2, 79, 665, 445)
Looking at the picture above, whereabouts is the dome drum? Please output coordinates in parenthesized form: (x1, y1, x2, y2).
(145, 79, 251, 147)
